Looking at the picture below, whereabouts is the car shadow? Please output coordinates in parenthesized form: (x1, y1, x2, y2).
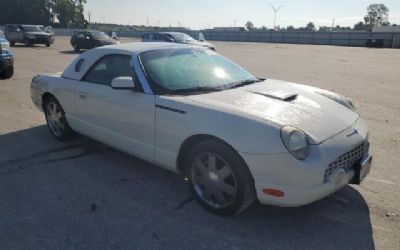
(11, 44, 49, 48)
(0, 125, 375, 249)
(59, 50, 82, 55)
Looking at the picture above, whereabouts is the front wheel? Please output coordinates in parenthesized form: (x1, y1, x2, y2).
(73, 44, 80, 52)
(46, 43, 51, 47)
(0, 66, 13, 79)
(44, 97, 73, 140)
(24, 38, 33, 47)
(185, 139, 256, 215)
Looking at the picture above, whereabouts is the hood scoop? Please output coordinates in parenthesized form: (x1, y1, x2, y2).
(250, 90, 298, 102)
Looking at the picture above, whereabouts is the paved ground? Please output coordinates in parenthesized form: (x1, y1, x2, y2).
(0, 37, 399, 250)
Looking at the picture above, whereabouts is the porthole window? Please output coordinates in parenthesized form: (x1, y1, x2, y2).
(75, 59, 85, 72)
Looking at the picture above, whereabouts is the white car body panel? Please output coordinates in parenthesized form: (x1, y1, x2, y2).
(31, 43, 371, 207)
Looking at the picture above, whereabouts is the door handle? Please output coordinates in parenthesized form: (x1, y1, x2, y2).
(79, 92, 87, 100)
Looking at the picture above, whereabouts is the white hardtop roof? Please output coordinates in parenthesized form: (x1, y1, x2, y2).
(62, 42, 199, 80)
(96, 42, 194, 54)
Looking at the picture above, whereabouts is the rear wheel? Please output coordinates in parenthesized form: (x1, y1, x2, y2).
(44, 97, 73, 140)
(0, 66, 13, 79)
(10, 41, 15, 47)
(46, 43, 51, 47)
(184, 139, 256, 215)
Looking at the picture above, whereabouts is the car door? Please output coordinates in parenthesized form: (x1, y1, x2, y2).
(73, 54, 156, 162)
(76, 32, 91, 49)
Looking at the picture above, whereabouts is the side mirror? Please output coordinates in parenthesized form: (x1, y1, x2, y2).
(86, 36, 91, 40)
(111, 77, 135, 90)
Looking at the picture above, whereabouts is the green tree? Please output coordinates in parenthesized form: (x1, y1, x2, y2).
(53, 0, 88, 28)
(245, 21, 255, 31)
(0, 0, 53, 25)
(318, 26, 330, 32)
(364, 4, 389, 31)
(286, 25, 295, 31)
(306, 22, 315, 31)
(353, 21, 367, 30)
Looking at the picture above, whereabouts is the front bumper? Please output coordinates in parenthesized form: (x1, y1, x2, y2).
(29, 36, 52, 44)
(241, 118, 372, 207)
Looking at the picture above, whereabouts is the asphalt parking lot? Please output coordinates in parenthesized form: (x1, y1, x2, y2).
(1, 37, 399, 250)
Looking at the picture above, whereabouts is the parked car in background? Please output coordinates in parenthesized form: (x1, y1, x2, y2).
(37, 25, 55, 44)
(31, 43, 372, 215)
(70, 30, 119, 52)
(0, 37, 14, 79)
(142, 32, 216, 50)
(4, 24, 53, 47)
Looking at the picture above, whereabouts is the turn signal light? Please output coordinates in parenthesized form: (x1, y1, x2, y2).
(263, 189, 285, 197)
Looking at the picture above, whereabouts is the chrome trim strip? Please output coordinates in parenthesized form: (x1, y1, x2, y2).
(131, 52, 153, 95)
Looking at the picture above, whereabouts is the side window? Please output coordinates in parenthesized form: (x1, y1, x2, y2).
(77, 32, 85, 39)
(6, 25, 16, 32)
(83, 55, 136, 86)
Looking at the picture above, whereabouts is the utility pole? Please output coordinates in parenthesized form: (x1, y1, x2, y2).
(268, 3, 283, 29)
(331, 18, 335, 31)
(234, 19, 237, 28)
(88, 11, 92, 24)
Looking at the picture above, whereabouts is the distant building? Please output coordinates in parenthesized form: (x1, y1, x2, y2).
(212, 27, 247, 32)
(372, 26, 400, 33)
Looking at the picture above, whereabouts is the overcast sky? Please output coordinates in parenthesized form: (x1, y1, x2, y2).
(85, 0, 400, 29)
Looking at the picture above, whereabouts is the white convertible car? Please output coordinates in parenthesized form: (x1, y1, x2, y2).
(31, 43, 372, 215)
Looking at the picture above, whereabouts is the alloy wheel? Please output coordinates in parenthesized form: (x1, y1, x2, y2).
(191, 153, 238, 209)
(46, 102, 65, 137)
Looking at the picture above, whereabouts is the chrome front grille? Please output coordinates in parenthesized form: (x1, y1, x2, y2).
(324, 140, 370, 181)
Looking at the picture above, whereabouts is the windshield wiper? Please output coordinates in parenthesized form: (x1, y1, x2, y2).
(227, 79, 264, 89)
(168, 86, 223, 95)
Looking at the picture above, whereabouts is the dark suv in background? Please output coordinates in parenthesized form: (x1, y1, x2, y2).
(70, 30, 119, 52)
(4, 24, 54, 47)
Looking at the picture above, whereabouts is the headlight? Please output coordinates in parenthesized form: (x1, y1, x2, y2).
(0, 42, 9, 54)
(281, 126, 310, 160)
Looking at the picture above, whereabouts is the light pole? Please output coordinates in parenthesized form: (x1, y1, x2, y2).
(87, 11, 92, 24)
(268, 3, 283, 29)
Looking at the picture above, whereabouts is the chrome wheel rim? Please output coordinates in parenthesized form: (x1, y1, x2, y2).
(191, 153, 237, 209)
(46, 102, 65, 137)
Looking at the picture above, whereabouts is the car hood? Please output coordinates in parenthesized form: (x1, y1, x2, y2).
(26, 32, 50, 36)
(99, 39, 119, 45)
(184, 40, 214, 47)
(183, 79, 359, 144)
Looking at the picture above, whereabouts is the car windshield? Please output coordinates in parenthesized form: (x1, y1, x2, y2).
(170, 33, 196, 43)
(140, 48, 259, 94)
(91, 31, 110, 40)
(21, 25, 43, 32)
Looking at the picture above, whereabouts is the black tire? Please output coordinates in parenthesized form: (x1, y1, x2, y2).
(184, 139, 256, 215)
(43, 96, 73, 141)
(0, 66, 13, 79)
(73, 44, 80, 52)
(24, 38, 33, 47)
(46, 43, 51, 47)
(10, 41, 15, 47)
